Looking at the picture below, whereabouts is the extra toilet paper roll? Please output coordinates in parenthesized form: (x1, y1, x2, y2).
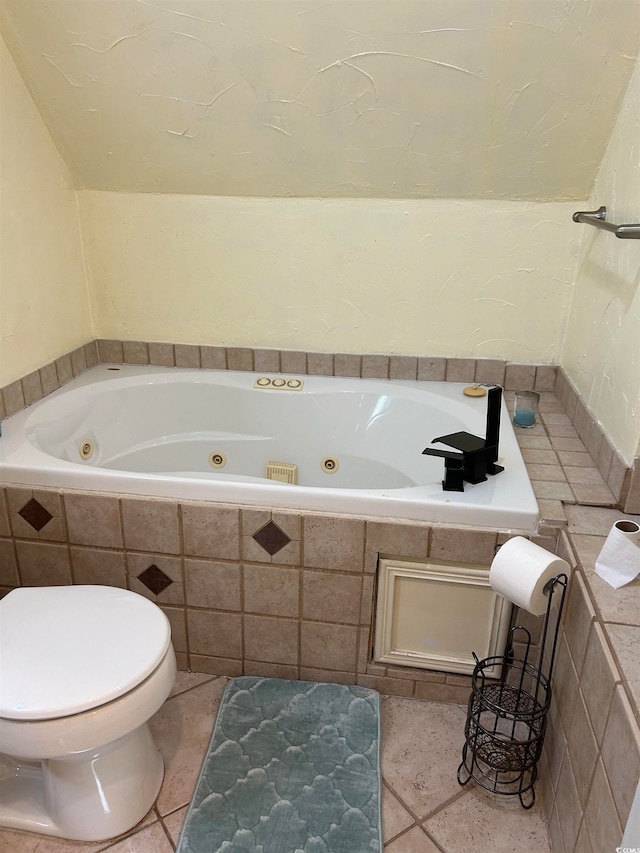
(595, 520, 640, 589)
(489, 536, 570, 616)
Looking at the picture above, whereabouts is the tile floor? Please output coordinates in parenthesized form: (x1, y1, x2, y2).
(0, 672, 551, 853)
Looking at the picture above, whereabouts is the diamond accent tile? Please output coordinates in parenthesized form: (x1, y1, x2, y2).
(253, 521, 291, 556)
(18, 498, 53, 532)
(138, 564, 173, 596)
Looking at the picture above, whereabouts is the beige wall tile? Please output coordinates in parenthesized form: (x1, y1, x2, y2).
(7, 487, 65, 541)
(122, 497, 180, 554)
(546, 719, 567, 792)
(504, 363, 536, 391)
(535, 365, 557, 392)
(200, 346, 227, 370)
(553, 633, 579, 731)
(189, 655, 242, 676)
(70, 346, 88, 377)
(389, 355, 417, 380)
(574, 819, 594, 853)
(608, 449, 629, 500)
(71, 546, 126, 587)
(243, 564, 300, 617)
(98, 339, 124, 364)
(302, 570, 362, 625)
(567, 691, 599, 807)
(622, 457, 640, 514)
(0, 539, 18, 587)
(606, 624, 640, 713)
(555, 753, 583, 853)
(563, 571, 595, 674)
(184, 558, 240, 610)
(182, 503, 240, 560)
(307, 352, 334, 375)
(122, 340, 149, 364)
(417, 357, 446, 381)
(128, 553, 184, 604)
(65, 492, 122, 548)
(365, 521, 429, 563)
(253, 348, 280, 373)
(148, 341, 175, 366)
(301, 622, 358, 672)
(244, 614, 298, 665)
(474, 359, 506, 387)
(430, 527, 496, 564)
(526, 463, 567, 482)
(358, 674, 415, 697)
(55, 353, 74, 385)
(601, 685, 640, 828)
(300, 667, 355, 685)
(244, 660, 298, 679)
(241, 509, 300, 565)
(162, 605, 187, 653)
(303, 515, 365, 571)
(84, 341, 99, 368)
(0, 492, 8, 538)
(15, 541, 71, 586)
(547, 805, 566, 853)
(21, 370, 43, 406)
(557, 450, 594, 467)
(531, 480, 575, 501)
(39, 361, 60, 395)
(334, 353, 361, 377)
(187, 609, 242, 658)
(226, 347, 254, 371)
(580, 623, 620, 744)
(361, 354, 389, 379)
(280, 350, 307, 374)
(360, 575, 375, 626)
(174, 343, 200, 368)
(584, 758, 623, 852)
(571, 483, 617, 506)
(2, 380, 25, 416)
(413, 681, 469, 703)
(445, 357, 475, 383)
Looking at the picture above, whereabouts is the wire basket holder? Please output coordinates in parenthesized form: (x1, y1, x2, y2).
(457, 573, 568, 808)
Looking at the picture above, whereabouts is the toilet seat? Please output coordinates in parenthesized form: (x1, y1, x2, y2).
(0, 585, 171, 721)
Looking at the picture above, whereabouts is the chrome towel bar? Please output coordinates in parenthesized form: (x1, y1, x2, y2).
(573, 206, 640, 239)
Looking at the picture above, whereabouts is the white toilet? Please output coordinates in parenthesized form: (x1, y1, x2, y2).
(0, 584, 176, 842)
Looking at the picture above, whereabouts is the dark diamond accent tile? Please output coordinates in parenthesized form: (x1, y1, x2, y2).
(138, 564, 173, 596)
(18, 498, 53, 532)
(253, 520, 291, 556)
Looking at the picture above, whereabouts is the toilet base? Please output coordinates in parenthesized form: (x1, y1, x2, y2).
(0, 723, 164, 842)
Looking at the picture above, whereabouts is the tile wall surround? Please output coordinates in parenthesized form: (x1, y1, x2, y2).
(1, 339, 639, 851)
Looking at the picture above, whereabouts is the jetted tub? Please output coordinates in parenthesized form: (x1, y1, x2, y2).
(0, 365, 539, 529)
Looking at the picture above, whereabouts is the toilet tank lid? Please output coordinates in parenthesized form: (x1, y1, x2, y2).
(0, 585, 172, 721)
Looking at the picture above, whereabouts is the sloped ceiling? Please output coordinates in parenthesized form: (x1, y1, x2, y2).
(2, 0, 639, 199)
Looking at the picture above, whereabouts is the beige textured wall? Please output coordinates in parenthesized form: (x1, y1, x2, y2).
(562, 60, 640, 463)
(2, 0, 638, 200)
(80, 192, 579, 364)
(0, 34, 93, 387)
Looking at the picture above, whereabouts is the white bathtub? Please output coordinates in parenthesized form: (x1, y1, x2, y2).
(0, 365, 539, 530)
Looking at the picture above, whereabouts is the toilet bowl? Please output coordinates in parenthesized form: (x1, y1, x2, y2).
(0, 585, 176, 842)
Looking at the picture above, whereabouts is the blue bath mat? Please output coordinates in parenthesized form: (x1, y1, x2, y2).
(176, 676, 381, 853)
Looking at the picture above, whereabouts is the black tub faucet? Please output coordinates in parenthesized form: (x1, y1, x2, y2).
(422, 386, 504, 492)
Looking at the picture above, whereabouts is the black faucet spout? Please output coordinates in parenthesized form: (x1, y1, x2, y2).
(422, 385, 504, 491)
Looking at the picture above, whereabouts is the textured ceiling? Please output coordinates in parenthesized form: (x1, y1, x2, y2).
(2, 0, 639, 199)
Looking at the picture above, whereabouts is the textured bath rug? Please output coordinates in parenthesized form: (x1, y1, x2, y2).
(176, 676, 381, 853)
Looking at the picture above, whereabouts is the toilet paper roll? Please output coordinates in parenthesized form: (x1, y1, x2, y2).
(489, 536, 570, 616)
(595, 520, 640, 589)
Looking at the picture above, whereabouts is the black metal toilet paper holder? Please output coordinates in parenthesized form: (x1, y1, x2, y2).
(457, 573, 568, 808)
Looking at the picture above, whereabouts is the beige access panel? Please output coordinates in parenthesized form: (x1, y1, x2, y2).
(374, 558, 512, 676)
